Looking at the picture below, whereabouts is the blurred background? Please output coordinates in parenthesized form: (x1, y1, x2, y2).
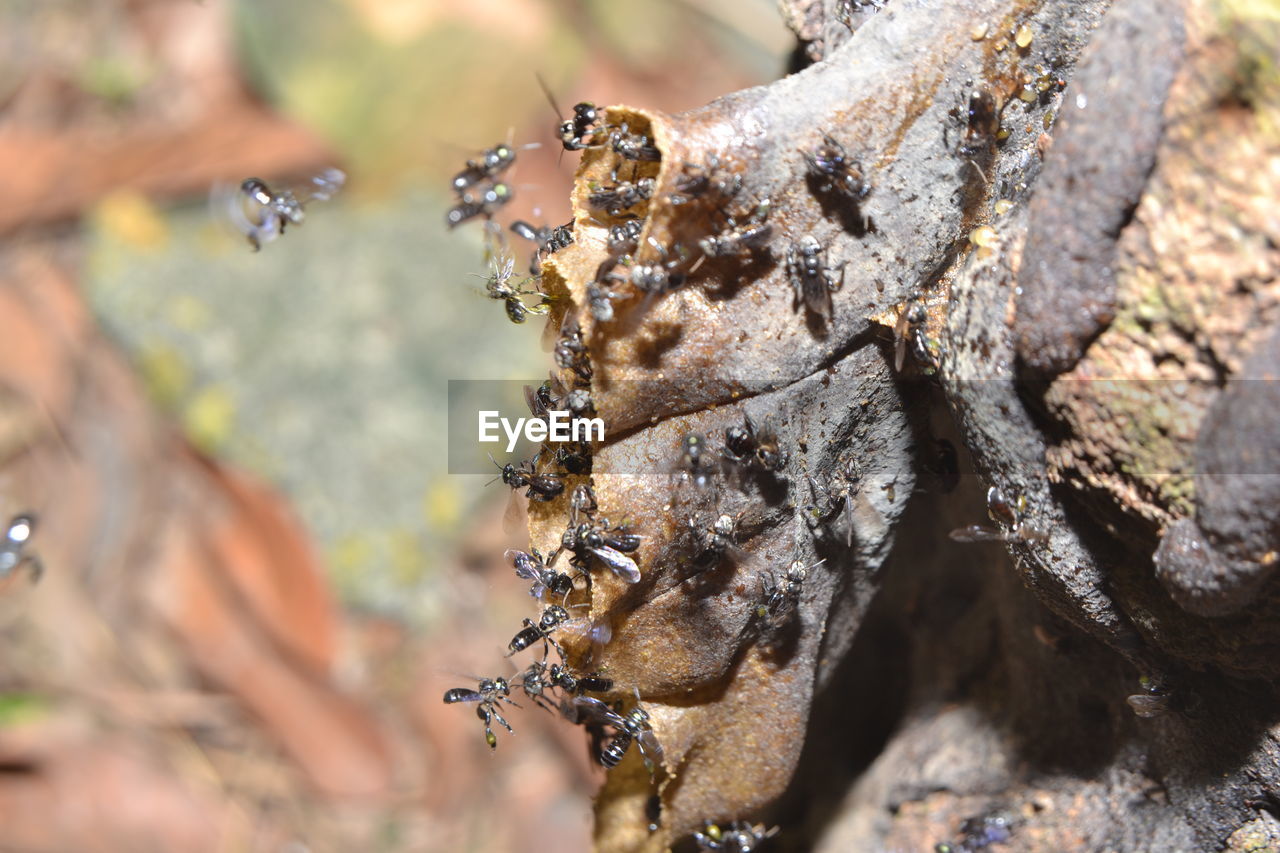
(0, 0, 791, 850)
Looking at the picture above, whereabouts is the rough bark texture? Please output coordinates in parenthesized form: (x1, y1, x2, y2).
(522, 0, 1280, 849)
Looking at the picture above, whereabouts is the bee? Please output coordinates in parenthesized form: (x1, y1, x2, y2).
(519, 660, 614, 711)
(450, 142, 521, 195)
(554, 519, 641, 584)
(518, 662, 613, 711)
(511, 219, 574, 274)
(446, 182, 513, 229)
(694, 821, 780, 852)
(755, 559, 821, 631)
(568, 694, 665, 775)
(475, 253, 547, 324)
(561, 102, 605, 151)
(698, 199, 773, 259)
(670, 154, 742, 205)
(586, 279, 621, 324)
(1125, 675, 1179, 719)
(223, 168, 346, 251)
(508, 548, 574, 602)
(442, 676, 520, 750)
(548, 663, 613, 696)
(554, 316, 592, 383)
(508, 604, 574, 659)
(608, 217, 645, 254)
(524, 374, 593, 421)
(627, 238, 688, 296)
(588, 175, 656, 216)
(537, 75, 605, 152)
(549, 442, 593, 476)
(802, 133, 869, 200)
(609, 124, 662, 162)
(722, 412, 788, 473)
(568, 483, 599, 522)
(490, 454, 564, 502)
(685, 512, 745, 573)
(948, 486, 1048, 545)
(0, 514, 42, 584)
(675, 433, 719, 491)
(786, 235, 845, 322)
(947, 87, 1005, 157)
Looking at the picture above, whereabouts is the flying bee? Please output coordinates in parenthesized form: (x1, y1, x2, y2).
(446, 181, 514, 229)
(802, 132, 870, 200)
(722, 412, 788, 473)
(561, 102, 605, 150)
(554, 518, 641, 584)
(475, 253, 548, 324)
(0, 514, 42, 584)
(220, 168, 346, 251)
(694, 821, 780, 852)
(786, 235, 845, 322)
(490, 454, 564, 502)
(948, 485, 1048, 545)
(569, 694, 665, 775)
(508, 547, 574, 602)
(698, 199, 772, 260)
(537, 75, 605, 152)
(450, 142, 529, 195)
(442, 676, 520, 750)
(588, 175, 656, 217)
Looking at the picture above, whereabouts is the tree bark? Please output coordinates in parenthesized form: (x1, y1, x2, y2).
(532, 0, 1280, 848)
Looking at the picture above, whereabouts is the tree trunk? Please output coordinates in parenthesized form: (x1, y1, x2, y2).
(532, 0, 1280, 848)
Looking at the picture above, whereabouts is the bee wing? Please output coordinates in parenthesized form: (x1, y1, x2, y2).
(590, 547, 640, 583)
(570, 696, 623, 728)
(508, 554, 539, 584)
(297, 167, 346, 203)
(636, 729, 665, 767)
(502, 490, 529, 538)
(948, 524, 1008, 543)
(558, 617, 611, 668)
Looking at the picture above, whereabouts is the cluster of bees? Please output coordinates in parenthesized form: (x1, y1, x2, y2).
(443, 480, 661, 774)
(569, 109, 869, 328)
(433, 92, 843, 844)
(211, 66, 1048, 849)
